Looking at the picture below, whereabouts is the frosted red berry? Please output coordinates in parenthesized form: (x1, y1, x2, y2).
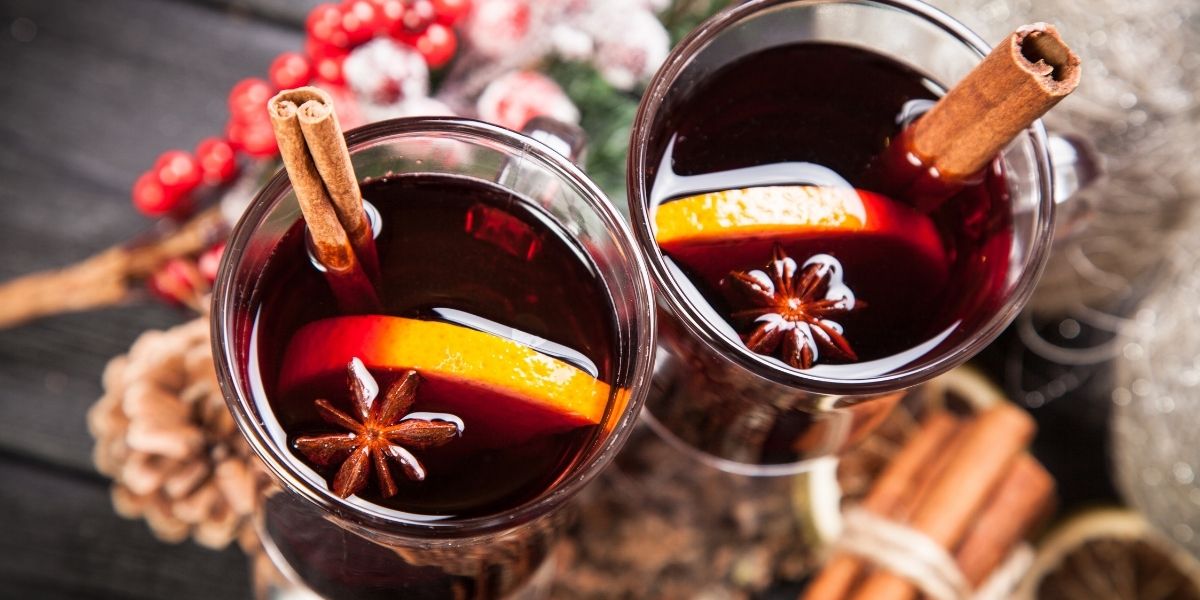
(195, 137, 238, 184)
(226, 119, 278, 158)
(433, 0, 471, 25)
(340, 0, 379, 46)
(240, 124, 279, 158)
(314, 53, 348, 86)
(154, 150, 203, 196)
(376, 0, 405, 31)
(132, 171, 180, 216)
(397, 0, 435, 35)
(416, 23, 456, 68)
(307, 3, 351, 50)
(269, 52, 314, 90)
(228, 78, 274, 125)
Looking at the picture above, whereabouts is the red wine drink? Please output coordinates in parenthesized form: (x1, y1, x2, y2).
(651, 43, 1012, 375)
(628, 0, 1058, 471)
(253, 173, 617, 517)
(214, 119, 655, 600)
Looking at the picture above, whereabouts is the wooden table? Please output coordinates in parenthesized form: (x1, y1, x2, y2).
(0, 1, 1120, 598)
(0, 1, 321, 597)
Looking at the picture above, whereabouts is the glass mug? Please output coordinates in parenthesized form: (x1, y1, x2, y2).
(212, 118, 656, 599)
(627, 0, 1090, 475)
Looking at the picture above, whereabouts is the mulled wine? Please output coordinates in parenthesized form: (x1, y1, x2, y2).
(251, 173, 616, 519)
(649, 42, 1012, 376)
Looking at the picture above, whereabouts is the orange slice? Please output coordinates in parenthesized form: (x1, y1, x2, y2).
(278, 316, 610, 444)
(654, 185, 948, 293)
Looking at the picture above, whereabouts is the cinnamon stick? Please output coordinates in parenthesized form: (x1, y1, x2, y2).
(268, 88, 379, 313)
(801, 412, 963, 600)
(954, 454, 1055, 586)
(846, 404, 1035, 600)
(890, 421, 975, 523)
(879, 23, 1080, 210)
(294, 91, 380, 282)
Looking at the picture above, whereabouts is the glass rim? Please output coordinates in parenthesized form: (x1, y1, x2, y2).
(212, 116, 657, 537)
(626, 0, 1056, 396)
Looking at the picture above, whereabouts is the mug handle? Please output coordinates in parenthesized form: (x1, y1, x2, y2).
(522, 116, 589, 167)
(1047, 131, 1103, 242)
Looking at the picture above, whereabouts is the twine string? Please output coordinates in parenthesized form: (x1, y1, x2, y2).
(835, 506, 1033, 600)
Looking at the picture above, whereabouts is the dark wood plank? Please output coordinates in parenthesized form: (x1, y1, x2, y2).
(0, 2, 300, 597)
(195, 0, 324, 28)
(0, 453, 250, 599)
(0, 0, 300, 474)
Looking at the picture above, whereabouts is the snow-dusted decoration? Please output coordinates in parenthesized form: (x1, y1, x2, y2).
(463, 0, 670, 91)
(476, 70, 580, 131)
(343, 39, 431, 107)
(465, 0, 533, 58)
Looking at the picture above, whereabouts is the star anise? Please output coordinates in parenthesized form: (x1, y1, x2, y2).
(722, 244, 865, 370)
(294, 358, 461, 498)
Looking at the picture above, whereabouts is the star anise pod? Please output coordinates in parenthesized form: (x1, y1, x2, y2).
(722, 244, 865, 370)
(294, 358, 461, 499)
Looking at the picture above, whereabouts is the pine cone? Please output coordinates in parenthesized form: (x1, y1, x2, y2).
(87, 317, 273, 551)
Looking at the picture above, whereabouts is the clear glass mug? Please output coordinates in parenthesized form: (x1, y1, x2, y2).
(212, 118, 656, 599)
(627, 0, 1089, 475)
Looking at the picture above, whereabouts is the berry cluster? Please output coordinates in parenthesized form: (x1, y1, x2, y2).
(132, 0, 471, 219)
(132, 0, 472, 306)
(306, 0, 467, 86)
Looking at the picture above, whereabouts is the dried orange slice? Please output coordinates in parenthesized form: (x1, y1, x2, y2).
(1015, 509, 1200, 599)
(653, 185, 947, 291)
(279, 316, 610, 443)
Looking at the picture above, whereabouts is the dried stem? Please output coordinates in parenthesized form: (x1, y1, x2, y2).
(0, 207, 226, 329)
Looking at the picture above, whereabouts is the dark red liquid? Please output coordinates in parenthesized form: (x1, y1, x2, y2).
(651, 43, 1012, 375)
(251, 173, 616, 519)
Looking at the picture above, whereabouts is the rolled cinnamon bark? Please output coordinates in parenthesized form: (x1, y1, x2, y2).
(909, 23, 1080, 181)
(955, 454, 1055, 586)
(846, 404, 1035, 600)
(269, 88, 379, 313)
(801, 412, 962, 600)
(295, 91, 380, 283)
(877, 23, 1081, 211)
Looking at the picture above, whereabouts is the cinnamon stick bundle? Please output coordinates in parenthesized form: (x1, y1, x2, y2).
(803, 403, 1052, 600)
(268, 87, 380, 313)
(877, 23, 1081, 211)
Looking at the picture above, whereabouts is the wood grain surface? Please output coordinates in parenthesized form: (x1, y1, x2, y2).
(0, 0, 309, 597)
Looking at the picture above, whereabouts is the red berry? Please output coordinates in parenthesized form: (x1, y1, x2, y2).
(241, 124, 279, 158)
(269, 52, 314, 90)
(376, 0, 405, 31)
(195, 138, 238, 184)
(226, 119, 279, 158)
(307, 3, 351, 49)
(396, 0, 435, 35)
(149, 258, 207, 307)
(340, 0, 380, 45)
(228, 78, 274, 125)
(416, 23, 456, 68)
(154, 150, 203, 196)
(306, 37, 349, 63)
(197, 243, 225, 283)
(433, 0, 471, 25)
(132, 171, 181, 216)
(314, 53, 347, 86)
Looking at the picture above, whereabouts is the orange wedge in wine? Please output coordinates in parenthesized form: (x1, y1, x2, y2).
(654, 185, 948, 291)
(278, 316, 610, 444)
